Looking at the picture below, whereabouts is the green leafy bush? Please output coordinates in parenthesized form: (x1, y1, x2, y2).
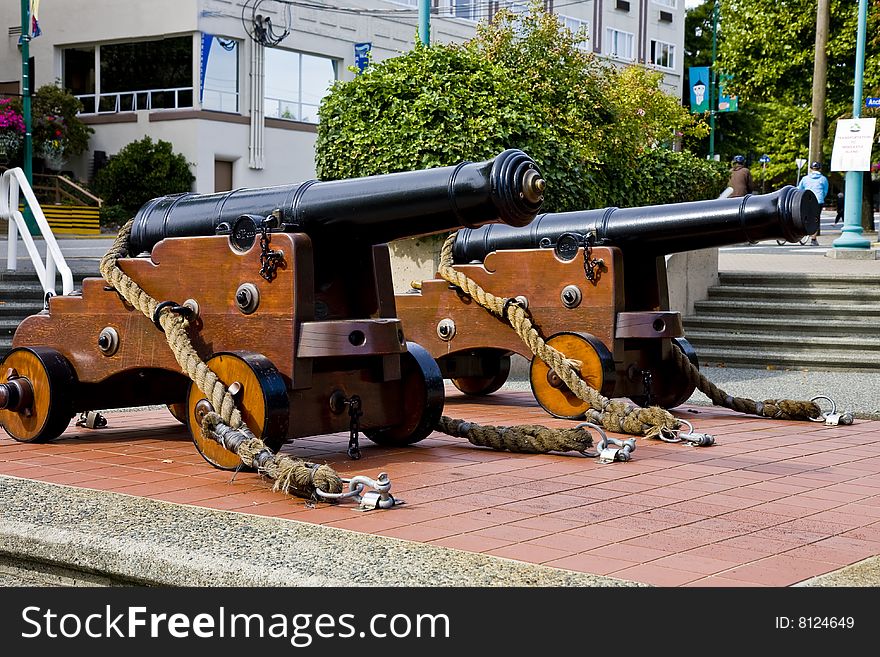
(93, 136, 194, 227)
(316, 3, 712, 212)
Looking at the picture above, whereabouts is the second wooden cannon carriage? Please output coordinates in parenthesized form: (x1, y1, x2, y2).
(0, 150, 545, 468)
(396, 187, 820, 419)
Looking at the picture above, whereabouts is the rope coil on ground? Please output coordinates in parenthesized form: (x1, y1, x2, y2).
(437, 232, 680, 439)
(437, 416, 593, 454)
(670, 348, 821, 421)
(201, 411, 343, 497)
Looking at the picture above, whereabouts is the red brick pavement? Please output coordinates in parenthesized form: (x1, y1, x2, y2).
(2, 387, 879, 587)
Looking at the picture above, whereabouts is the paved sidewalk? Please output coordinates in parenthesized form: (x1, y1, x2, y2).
(2, 388, 879, 587)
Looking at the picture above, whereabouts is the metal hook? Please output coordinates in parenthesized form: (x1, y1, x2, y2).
(314, 472, 403, 510)
(576, 422, 635, 463)
(676, 419, 716, 447)
(810, 395, 854, 426)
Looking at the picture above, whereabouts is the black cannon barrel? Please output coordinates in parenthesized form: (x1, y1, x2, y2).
(452, 186, 819, 264)
(129, 149, 545, 255)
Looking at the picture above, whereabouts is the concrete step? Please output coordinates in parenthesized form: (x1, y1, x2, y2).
(0, 284, 46, 301)
(718, 272, 880, 290)
(0, 301, 45, 318)
(683, 315, 880, 338)
(706, 284, 880, 304)
(692, 299, 880, 318)
(0, 269, 97, 283)
(686, 330, 880, 354)
(685, 268, 880, 373)
(690, 346, 880, 372)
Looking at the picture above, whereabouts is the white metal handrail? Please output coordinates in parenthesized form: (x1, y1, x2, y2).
(1, 167, 74, 296)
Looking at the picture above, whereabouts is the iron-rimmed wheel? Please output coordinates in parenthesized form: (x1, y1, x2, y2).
(629, 337, 700, 410)
(167, 402, 188, 425)
(186, 351, 289, 470)
(365, 341, 445, 447)
(450, 349, 512, 396)
(528, 332, 616, 420)
(0, 347, 77, 443)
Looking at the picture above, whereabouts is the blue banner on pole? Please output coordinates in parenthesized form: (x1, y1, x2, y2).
(717, 74, 738, 112)
(354, 42, 372, 74)
(199, 34, 213, 103)
(689, 67, 710, 113)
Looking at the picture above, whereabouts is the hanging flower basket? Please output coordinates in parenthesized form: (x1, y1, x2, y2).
(41, 140, 67, 171)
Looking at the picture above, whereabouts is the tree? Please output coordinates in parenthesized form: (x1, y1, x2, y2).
(683, 1, 880, 187)
(715, 0, 880, 222)
(316, 3, 718, 211)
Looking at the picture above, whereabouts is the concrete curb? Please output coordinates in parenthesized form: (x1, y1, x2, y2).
(0, 475, 642, 587)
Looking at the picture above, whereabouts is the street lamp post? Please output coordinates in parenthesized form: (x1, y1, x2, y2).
(19, 0, 37, 234)
(832, 0, 871, 249)
(708, 0, 719, 160)
(418, 0, 430, 46)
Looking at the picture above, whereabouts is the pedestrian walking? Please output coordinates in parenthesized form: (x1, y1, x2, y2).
(797, 162, 829, 245)
(727, 155, 754, 198)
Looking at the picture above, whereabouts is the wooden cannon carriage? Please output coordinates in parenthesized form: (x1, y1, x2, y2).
(0, 150, 545, 468)
(396, 187, 820, 419)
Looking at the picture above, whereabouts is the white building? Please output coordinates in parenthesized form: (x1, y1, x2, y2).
(0, 0, 684, 193)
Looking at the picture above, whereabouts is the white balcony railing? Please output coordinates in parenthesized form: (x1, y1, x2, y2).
(264, 95, 320, 124)
(76, 86, 194, 115)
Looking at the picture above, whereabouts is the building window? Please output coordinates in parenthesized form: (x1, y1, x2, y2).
(99, 37, 193, 112)
(653, 0, 677, 7)
(558, 14, 590, 50)
(435, 0, 482, 21)
(604, 28, 634, 61)
(264, 49, 337, 124)
(201, 35, 239, 113)
(63, 47, 95, 110)
(650, 40, 676, 70)
(66, 37, 193, 114)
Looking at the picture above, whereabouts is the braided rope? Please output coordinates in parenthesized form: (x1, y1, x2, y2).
(671, 348, 821, 421)
(437, 232, 680, 438)
(201, 411, 343, 496)
(437, 416, 593, 454)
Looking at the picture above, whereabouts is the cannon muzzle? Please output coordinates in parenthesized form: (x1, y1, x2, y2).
(452, 186, 819, 263)
(129, 149, 545, 254)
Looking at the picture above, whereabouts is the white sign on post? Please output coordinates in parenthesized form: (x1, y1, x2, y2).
(830, 118, 877, 171)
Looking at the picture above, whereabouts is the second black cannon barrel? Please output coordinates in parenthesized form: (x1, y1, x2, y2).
(129, 149, 545, 255)
(452, 186, 819, 263)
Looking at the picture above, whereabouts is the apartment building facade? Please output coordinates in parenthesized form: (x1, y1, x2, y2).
(0, 0, 684, 193)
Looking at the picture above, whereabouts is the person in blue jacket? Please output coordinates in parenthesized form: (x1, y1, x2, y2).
(798, 161, 829, 245)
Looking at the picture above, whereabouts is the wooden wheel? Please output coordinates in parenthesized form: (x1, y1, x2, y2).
(186, 351, 289, 470)
(365, 342, 445, 447)
(0, 347, 77, 443)
(167, 402, 188, 425)
(529, 332, 616, 420)
(450, 349, 511, 396)
(630, 338, 700, 410)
